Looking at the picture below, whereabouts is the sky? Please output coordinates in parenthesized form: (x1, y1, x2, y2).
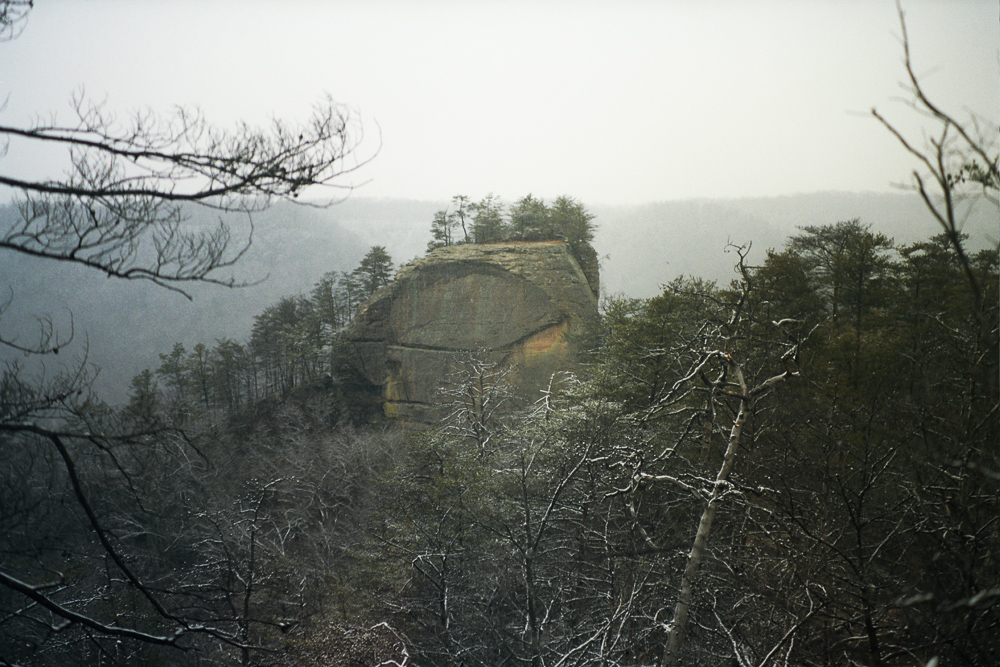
(1, 0, 997, 205)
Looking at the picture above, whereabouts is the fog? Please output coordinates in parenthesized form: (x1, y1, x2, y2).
(1, 1, 997, 401)
(2, 1, 997, 204)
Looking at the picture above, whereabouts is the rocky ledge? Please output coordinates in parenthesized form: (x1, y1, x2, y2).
(342, 241, 600, 423)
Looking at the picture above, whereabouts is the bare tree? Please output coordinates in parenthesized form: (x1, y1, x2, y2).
(871, 0, 999, 631)
(0, 5, 373, 659)
(1, 92, 369, 297)
(658, 351, 799, 666)
(615, 249, 806, 666)
(871, 1, 998, 324)
(438, 349, 516, 452)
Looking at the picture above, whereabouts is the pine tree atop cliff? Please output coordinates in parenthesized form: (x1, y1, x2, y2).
(427, 194, 596, 253)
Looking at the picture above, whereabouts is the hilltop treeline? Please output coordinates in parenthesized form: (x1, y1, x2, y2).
(428, 193, 596, 252)
(2, 215, 996, 665)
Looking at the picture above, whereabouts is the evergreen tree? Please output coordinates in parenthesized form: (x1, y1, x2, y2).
(470, 193, 508, 244)
(353, 245, 394, 299)
(451, 194, 473, 243)
(427, 209, 458, 251)
(123, 369, 161, 426)
(787, 218, 894, 327)
(507, 194, 550, 241)
(548, 195, 595, 252)
(337, 270, 364, 317)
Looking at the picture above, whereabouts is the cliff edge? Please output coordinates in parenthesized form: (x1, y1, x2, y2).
(343, 241, 600, 423)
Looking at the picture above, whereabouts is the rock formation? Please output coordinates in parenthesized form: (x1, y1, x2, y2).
(343, 241, 600, 423)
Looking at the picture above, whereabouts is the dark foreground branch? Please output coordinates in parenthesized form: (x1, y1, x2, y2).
(0, 94, 373, 297)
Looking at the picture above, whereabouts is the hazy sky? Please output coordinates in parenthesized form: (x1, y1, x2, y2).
(2, 0, 997, 205)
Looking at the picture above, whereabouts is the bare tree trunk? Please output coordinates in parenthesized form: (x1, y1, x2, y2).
(661, 360, 749, 666)
(661, 358, 794, 666)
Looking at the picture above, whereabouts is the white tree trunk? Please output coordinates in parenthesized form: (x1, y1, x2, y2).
(661, 359, 793, 666)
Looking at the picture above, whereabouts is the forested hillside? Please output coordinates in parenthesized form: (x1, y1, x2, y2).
(3, 212, 996, 665)
(2, 191, 994, 403)
(0, 201, 371, 401)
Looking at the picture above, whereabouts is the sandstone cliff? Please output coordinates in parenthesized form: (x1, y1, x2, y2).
(343, 241, 600, 423)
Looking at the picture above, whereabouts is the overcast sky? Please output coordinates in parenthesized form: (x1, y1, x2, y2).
(2, 0, 997, 205)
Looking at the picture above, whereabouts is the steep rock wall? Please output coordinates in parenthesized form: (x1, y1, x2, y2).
(343, 241, 599, 423)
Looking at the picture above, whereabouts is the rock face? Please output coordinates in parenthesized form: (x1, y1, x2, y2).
(343, 241, 600, 423)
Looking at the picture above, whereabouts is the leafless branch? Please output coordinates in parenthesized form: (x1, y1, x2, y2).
(871, 1, 998, 321)
(1, 94, 373, 298)
(0, 0, 31, 42)
(0, 570, 183, 647)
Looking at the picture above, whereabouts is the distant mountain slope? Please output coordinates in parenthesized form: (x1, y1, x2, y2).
(0, 201, 370, 402)
(2, 191, 994, 403)
(593, 191, 996, 297)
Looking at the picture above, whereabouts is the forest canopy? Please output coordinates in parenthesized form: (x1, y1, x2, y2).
(4, 216, 995, 665)
(1, 1, 997, 664)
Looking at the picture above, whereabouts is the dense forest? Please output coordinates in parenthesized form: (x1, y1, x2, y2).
(2, 2, 997, 664)
(2, 205, 996, 664)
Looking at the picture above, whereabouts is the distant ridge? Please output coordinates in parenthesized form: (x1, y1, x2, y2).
(2, 191, 994, 402)
(592, 191, 996, 297)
